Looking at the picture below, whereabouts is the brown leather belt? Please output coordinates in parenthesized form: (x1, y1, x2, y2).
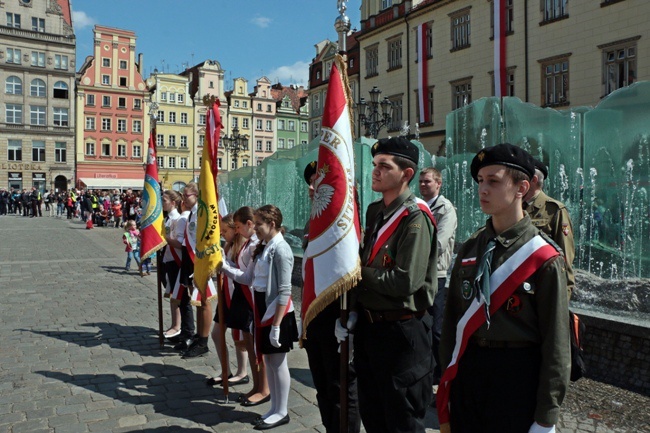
(471, 337, 537, 349)
(363, 308, 426, 324)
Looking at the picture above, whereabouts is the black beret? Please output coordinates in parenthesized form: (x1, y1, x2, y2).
(534, 158, 548, 179)
(303, 161, 317, 184)
(371, 137, 419, 165)
(470, 143, 535, 182)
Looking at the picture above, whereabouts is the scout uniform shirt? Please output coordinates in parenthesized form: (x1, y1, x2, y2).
(525, 190, 575, 297)
(358, 190, 438, 312)
(440, 215, 571, 426)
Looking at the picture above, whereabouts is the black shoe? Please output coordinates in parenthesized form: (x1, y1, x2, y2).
(173, 338, 193, 351)
(182, 343, 209, 359)
(206, 373, 233, 387)
(241, 395, 271, 407)
(166, 334, 182, 344)
(254, 414, 290, 430)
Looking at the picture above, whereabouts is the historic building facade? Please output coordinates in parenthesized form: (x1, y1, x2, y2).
(75, 25, 150, 190)
(223, 77, 253, 170)
(250, 77, 277, 167)
(271, 83, 309, 151)
(0, 0, 75, 192)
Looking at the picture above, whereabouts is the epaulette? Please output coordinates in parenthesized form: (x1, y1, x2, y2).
(405, 197, 420, 214)
(539, 230, 564, 256)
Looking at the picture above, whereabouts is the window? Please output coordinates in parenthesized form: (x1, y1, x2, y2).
(6, 13, 21, 28)
(209, 81, 214, 88)
(278, 120, 285, 130)
(178, 94, 184, 103)
(235, 100, 240, 108)
(169, 93, 176, 103)
(54, 55, 68, 70)
(266, 141, 272, 152)
(602, 40, 637, 96)
(102, 143, 111, 157)
(541, 57, 569, 107)
(31, 51, 45, 67)
(288, 139, 295, 148)
(542, 0, 567, 23)
(266, 120, 272, 131)
(256, 119, 263, 130)
(157, 110, 164, 122)
(256, 140, 262, 151)
(117, 143, 126, 157)
(242, 118, 249, 128)
(118, 97, 126, 108)
(5, 104, 23, 124)
(278, 138, 285, 149)
(133, 120, 142, 133)
(85, 116, 95, 130)
(160, 92, 167, 102)
(101, 118, 111, 131)
(366, 45, 379, 77)
(389, 96, 403, 131)
(232, 117, 239, 128)
(169, 112, 176, 123)
(180, 157, 188, 169)
(102, 75, 110, 85)
(267, 104, 272, 112)
(451, 78, 472, 109)
(243, 101, 248, 108)
(30, 79, 45, 97)
(133, 145, 141, 158)
(301, 122, 308, 132)
(242, 159, 249, 167)
(86, 94, 95, 106)
(157, 134, 164, 147)
(231, 159, 237, 170)
(32, 141, 45, 162)
(199, 114, 206, 125)
(8, 140, 22, 161)
(55, 142, 66, 163)
(119, 77, 127, 87)
(134, 99, 142, 110)
(6, 76, 22, 95)
(31, 17, 45, 32)
(53, 108, 69, 126)
(316, 71, 321, 80)
(85, 142, 95, 156)
(7, 48, 21, 64)
(157, 156, 164, 168)
(180, 113, 188, 124)
(102, 58, 111, 67)
(324, 61, 332, 80)
(30, 106, 46, 125)
(53, 81, 69, 99)
(450, 8, 471, 51)
(117, 119, 126, 132)
(257, 103, 262, 111)
(490, 0, 514, 37)
(382, 0, 393, 9)
(199, 135, 205, 146)
(491, 68, 515, 97)
(168, 157, 176, 168)
(102, 96, 111, 107)
(288, 120, 295, 131)
(217, 158, 223, 169)
(388, 37, 402, 70)
(169, 135, 176, 147)
(180, 136, 188, 148)
(119, 60, 127, 69)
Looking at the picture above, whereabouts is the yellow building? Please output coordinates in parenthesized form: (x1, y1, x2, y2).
(224, 77, 253, 169)
(147, 72, 194, 191)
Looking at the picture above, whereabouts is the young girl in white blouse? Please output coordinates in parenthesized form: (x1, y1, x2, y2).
(221, 204, 298, 430)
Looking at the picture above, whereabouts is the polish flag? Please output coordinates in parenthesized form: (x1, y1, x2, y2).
(494, 0, 507, 97)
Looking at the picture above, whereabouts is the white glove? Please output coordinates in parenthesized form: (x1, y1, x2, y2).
(269, 325, 281, 348)
(528, 422, 555, 433)
(334, 311, 358, 343)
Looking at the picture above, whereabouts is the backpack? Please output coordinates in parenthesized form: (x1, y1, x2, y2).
(569, 311, 587, 381)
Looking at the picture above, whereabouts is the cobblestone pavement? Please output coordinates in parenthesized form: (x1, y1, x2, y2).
(0, 214, 648, 432)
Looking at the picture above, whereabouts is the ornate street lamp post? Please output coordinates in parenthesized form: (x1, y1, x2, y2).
(356, 86, 394, 139)
(221, 126, 249, 170)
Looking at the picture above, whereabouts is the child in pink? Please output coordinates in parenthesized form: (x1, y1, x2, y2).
(123, 220, 141, 272)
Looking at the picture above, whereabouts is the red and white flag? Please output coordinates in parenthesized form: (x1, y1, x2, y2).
(417, 22, 430, 123)
(494, 0, 507, 97)
(301, 55, 362, 343)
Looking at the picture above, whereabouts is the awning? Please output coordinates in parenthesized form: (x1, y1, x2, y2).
(78, 178, 144, 190)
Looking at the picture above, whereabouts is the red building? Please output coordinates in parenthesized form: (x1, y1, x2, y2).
(75, 25, 150, 191)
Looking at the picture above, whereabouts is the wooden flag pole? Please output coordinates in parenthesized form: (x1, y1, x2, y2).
(339, 292, 350, 433)
(157, 250, 164, 348)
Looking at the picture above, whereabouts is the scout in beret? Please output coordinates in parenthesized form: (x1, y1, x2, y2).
(303, 160, 317, 185)
(534, 158, 549, 180)
(438, 143, 570, 433)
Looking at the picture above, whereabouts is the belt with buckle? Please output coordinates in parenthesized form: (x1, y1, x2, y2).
(471, 337, 537, 349)
(363, 308, 426, 324)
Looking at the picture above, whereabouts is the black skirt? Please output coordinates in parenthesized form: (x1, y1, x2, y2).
(254, 291, 299, 354)
(226, 282, 254, 331)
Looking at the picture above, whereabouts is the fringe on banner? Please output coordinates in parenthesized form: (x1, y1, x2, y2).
(299, 257, 362, 347)
(140, 240, 167, 261)
(335, 54, 356, 142)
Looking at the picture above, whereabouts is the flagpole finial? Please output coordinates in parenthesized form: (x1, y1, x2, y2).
(335, 0, 350, 54)
(202, 94, 219, 107)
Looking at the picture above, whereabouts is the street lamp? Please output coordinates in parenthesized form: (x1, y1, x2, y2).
(221, 126, 249, 170)
(356, 86, 394, 138)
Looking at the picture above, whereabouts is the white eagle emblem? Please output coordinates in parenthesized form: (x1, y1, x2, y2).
(147, 147, 155, 165)
(311, 164, 335, 219)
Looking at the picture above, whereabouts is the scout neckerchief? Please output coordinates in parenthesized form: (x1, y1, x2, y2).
(366, 197, 436, 265)
(437, 234, 559, 427)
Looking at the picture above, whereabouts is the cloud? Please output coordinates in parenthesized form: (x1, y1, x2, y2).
(251, 15, 272, 28)
(72, 11, 96, 29)
(268, 61, 310, 86)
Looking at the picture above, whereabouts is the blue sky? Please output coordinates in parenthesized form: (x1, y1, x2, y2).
(71, 0, 361, 90)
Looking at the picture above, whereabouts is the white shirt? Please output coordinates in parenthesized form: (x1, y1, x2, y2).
(162, 208, 181, 263)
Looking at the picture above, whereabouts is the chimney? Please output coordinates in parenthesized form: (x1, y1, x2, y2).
(137, 53, 144, 75)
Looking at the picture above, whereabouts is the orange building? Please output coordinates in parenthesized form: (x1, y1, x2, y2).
(75, 25, 150, 191)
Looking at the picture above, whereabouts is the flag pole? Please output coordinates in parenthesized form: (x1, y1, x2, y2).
(335, 2, 351, 432)
(157, 250, 164, 348)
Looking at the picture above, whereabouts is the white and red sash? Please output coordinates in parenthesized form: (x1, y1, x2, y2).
(183, 210, 216, 305)
(367, 198, 436, 265)
(437, 235, 559, 424)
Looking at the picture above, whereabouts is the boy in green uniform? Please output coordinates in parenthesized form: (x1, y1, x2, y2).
(438, 143, 571, 433)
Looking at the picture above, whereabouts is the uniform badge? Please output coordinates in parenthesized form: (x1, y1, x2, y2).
(165, 226, 170, 235)
(477, 151, 485, 161)
(523, 282, 532, 292)
(189, 221, 196, 232)
(506, 295, 522, 314)
(461, 280, 473, 300)
(382, 248, 394, 268)
(562, 223, 570, 236)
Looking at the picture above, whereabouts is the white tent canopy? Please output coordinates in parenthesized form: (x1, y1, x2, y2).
(78, 178, 144, 191)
